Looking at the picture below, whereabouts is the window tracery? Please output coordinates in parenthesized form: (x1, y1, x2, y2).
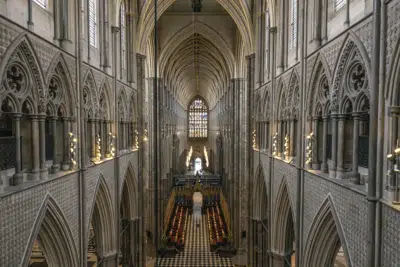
(188, 97, 208, 138)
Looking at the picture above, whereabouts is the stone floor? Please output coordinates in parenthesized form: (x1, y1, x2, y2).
(156, 214, 234, 267)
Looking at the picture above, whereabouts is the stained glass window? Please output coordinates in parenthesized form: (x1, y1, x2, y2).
(34, 0, 47, 8)
(120, 3, 126, 69)
(188, 97, 208, 138)
(89, 0, 97, 47)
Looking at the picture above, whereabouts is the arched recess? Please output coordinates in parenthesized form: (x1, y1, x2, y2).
(386, 38, 400, 105)
(252, 165, 267, 220)
(331, 32, 371, 113)
(22, 194, 78, 267)
(0, 33, 45, 111)
(251, 165, 268, 267)
(119, 163, 139, 266)
(272, 178, 295, 266)
(303, 195, 352, 267)
(87, 175, 116, 264)
(45, 53, 76, 115)
(120, 162, 139, 218)
(306, 52, 332, 118)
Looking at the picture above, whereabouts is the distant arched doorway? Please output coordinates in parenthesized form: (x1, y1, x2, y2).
(194, 157, 202, 172)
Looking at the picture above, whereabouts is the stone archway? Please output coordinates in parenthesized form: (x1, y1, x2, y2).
(272, 179, 295, 267)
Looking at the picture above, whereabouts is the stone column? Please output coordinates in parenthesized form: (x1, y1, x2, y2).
(12, 114, 23, 185)
(51, 117, 60, 173)
(330, 114, 338, 178)
(38, 115, 48, 179)
(30, 115, 40, 180)
(312, 117, 320, 170)
(336, 114, 346, 179)
(91, 119, 96, 159)
(321, 116, 329, 173)
(289, 119, 295, 157)
(106, 120, 111, 156)
(350, 113, 361, 184)
(61, 117, 70, 170)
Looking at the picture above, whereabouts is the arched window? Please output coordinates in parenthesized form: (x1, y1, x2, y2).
(335, 0, 346, 11)
(89, 0, 97, 47)
(120, 3, 126, 70)
(291, 0, 297, 49)
(265, 10, 270, 79)
(34, 0, 47, 8)
(188, 97, 208, 138)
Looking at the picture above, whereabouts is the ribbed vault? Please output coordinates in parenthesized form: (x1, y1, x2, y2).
(159, 22, 234, 107)
(137, 0, 254, 55)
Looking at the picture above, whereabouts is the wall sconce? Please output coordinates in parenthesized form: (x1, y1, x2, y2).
(252, 129, 257, 150)
(204, 146, 209, 167)
(186, 146, 193, 168)
(69, 132, 77, 169)
(134, 130, 139, 149)
(96, 134, 101, 161)
(305, 132, 314, 166)
(272, 132, 278, 156)
(284, 134, 290, 159)
(109, 132, 115, 158)
(144, 128, 148, 142)
(387, 139, 400, 204)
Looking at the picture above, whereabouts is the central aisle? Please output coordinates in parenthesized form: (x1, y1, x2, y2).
(156, 213, 234, 266)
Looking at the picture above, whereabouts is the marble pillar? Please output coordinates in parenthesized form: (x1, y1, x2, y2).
(61, 117, 71, 171)
(336, 115, 346, 179)
(38, 115, 48, 179)
(350, 113, 361, 184)
(321, 116, 329, 173)
(12, 114, 23, 185)
(51, 117, 60, 173)
(29, 115, 40, 180)
(312, 117, 320, 170)
(330, 114, 338, 178)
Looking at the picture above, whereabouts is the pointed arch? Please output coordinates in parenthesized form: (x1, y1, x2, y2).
(303, 195, 353, 267)
(120, 162, 139, 219)
(0, 33, 46, 112)
(88, 175, 116, 256)
(252, 164, 267, 220)
(21, 194, 78, 267)
(386, 38, 400, 105)
(82, 69, 98, 112)
(45, 53, 76, 116)
(331, 32, 371, 113)
(307, 53, 332, 117)
(98, 79, 112, 120)
(272, 177, 295, 254)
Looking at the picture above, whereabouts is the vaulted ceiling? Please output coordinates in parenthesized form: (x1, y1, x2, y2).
(137, 0, 254, 108)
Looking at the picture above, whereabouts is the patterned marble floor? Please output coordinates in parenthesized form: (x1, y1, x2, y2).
(156, 215, 235, 267)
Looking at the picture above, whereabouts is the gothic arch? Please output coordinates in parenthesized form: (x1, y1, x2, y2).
(386, 38, 400, 105)
(120, 162, 139, 219)
(0, 33, 46, 113)
(307, 53, 332, 117)
(45, 53, 76, 117)
(272, 178, 295, 253)
(98, 79, 112, 120)
(331, 32, 371, 113)
(82, 69, 98, 113)
(303, 195, 352, 267)
(21, 194, 78, 267)
(277, 78, 288, 120)
(117, 87, 128, 121)
(252, 164, 267, 220)
(87, 175, 116, 257)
